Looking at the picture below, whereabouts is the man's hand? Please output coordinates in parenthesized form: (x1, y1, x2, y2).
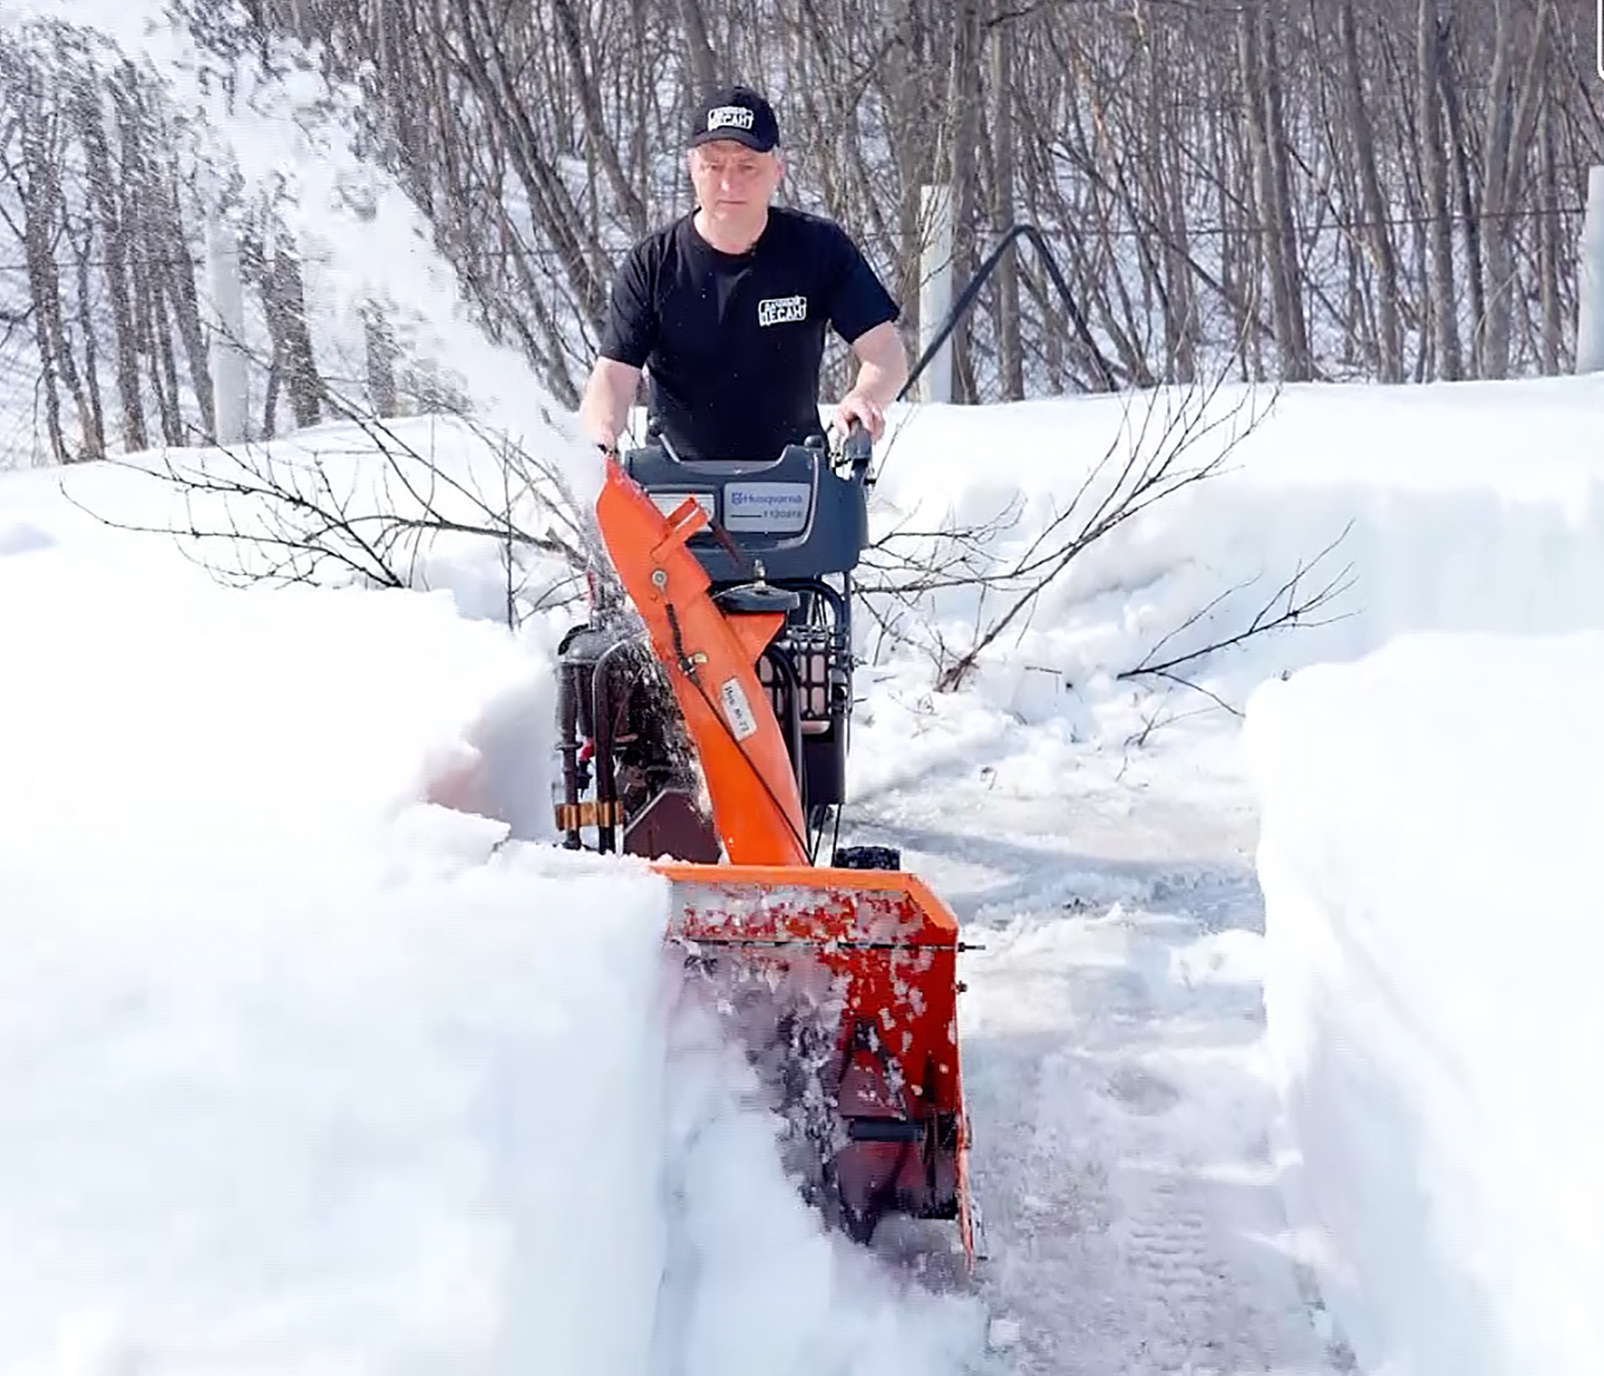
(833, 390, 886, 442)
(835, 320, 907, 443)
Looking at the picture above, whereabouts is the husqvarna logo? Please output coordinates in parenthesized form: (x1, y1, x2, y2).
(723, 482, 810, 534)
(758, 295, 807, 327)
(706, 105, 755, 132)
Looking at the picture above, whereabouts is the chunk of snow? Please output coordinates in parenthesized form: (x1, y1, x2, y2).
(0, 521, 52, 556)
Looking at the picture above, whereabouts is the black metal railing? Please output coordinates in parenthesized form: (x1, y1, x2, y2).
(898, 222, 1118, 400)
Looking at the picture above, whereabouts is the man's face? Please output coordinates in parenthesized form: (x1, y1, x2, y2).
(688, 140, 784, 224)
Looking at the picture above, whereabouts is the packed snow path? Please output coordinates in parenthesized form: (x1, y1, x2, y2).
(844, 717, 1355, 1376)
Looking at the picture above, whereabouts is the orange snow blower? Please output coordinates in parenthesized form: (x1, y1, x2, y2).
(554, 423, 975, 1262)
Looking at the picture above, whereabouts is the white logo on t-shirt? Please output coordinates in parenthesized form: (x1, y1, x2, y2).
(758, 295, 807, 326)
(706, 106, 755, 131)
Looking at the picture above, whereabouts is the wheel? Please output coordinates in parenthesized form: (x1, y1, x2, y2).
(840, 1201, 880, 1245)
(831, 843, 901, 871)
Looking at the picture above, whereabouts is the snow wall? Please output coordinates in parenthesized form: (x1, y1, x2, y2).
(866, 375, 1604, 713)
(0, 465, 988, 1375)
(1246, 636, 1604, 1376)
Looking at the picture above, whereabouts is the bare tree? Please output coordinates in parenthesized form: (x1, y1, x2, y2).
(66, 394, 593, 634)
(7, 0, 1604, 471)
(1417, 0, 1463, 381)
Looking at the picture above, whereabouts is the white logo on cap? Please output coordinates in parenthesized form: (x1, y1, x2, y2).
(707, 105, 755, 131)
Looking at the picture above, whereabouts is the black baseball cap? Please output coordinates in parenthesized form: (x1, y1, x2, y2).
(688, 85, 780, 153)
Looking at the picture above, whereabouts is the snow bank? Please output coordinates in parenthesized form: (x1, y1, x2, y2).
(0, 466, 671, 1371)
(0, 462, 988, 1373)
(1246, 634, 1604, 1376)
(864, 375, 1604, 717)
(59, 411, 591, 633)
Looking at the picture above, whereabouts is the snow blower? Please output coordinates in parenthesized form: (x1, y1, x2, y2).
(554, 423, 976, 1262)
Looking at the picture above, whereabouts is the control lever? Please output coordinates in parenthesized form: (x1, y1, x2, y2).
(838, 418, 874, 488)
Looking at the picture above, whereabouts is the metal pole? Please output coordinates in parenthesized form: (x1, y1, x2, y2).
(918, 184, 954, 404)
(1576, 165, 1604, 374)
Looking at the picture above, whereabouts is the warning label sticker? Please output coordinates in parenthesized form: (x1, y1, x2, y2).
(719, 677, 759, 740)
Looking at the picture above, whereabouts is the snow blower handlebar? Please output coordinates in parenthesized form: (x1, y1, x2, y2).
(836, 417, 873, 477)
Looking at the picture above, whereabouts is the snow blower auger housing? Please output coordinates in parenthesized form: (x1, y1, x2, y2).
(554, 424, 976, 1263)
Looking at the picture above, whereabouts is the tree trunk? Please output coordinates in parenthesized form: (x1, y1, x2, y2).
(678, 0, 719, 100)
(550, 0, 648, 236)
(1339, 0, 1401, 382)
(990, 8, 1022, 400)
(1438, 19, 1485, 376)
(20, 94, 94, 461)
(1257, 2, 1311, 380)
(155, 156, 217, 442)
(1477, 0, 1550, 379)
(364, 300, 400, 416)
(149, 267, 185, 446)
(1537, 91, 1561, 374)
(1417, 0, 1461, 380)
(269, 229, 323, 429)
(1239, 1, 1310, 382)
(73, 70, 146, 450)
(946, 0, 984, 402)
(71, 216, 107, 459)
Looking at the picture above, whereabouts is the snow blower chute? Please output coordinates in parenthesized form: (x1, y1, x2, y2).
(554, 423, 975, 1262)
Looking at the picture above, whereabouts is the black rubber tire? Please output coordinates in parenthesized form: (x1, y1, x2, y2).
(831, 844, 901, 871)
(840, 1202, 880, 1245)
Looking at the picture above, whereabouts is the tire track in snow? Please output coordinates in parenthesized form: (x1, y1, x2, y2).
(845, 784, 1353, 1374)
(1121, 1181, 1225, 1365)
(1111, 1160, 1289, 1375)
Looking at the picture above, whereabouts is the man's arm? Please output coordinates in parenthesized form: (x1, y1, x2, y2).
(833, 320, 908, 442)
(584, 235, 656, 451)
(578, 357, 642, 452)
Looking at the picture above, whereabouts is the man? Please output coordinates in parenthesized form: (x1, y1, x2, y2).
(578, 84, 908, 462)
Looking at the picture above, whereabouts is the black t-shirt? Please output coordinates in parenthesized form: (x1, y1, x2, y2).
(598, 206, 899, 462)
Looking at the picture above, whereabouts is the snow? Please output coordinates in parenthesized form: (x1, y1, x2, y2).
(865, 375, 1604, 717)
(10, 2, 1604, 1370)
(845, 375, 1604, 1373)
(1248, 634, 1604, 1376)
(0, 465, 987, 1373)
(10, 363, 1604, 1371)
(0, 484, 662, 1370)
